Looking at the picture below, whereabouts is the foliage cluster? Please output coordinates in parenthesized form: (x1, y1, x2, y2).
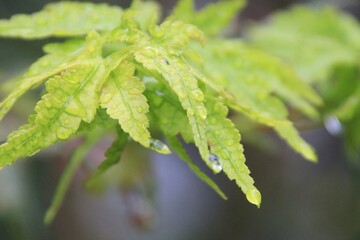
(0, 0, 358, 223)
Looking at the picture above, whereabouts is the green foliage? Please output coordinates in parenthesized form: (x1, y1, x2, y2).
(171, 0, 245, 36)
(193, 39, 318, 161)
(0, 2, 123, 39)
(100, 61, 152, 148)
(1, 0, 344, 223)
(248, 5, 360, 165)
(249, 6, 360, 83)
(204, 96, 261, 206)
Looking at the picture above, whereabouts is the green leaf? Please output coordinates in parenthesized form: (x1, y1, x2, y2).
(166, 135, 227, 200)
(249, 6, 360, 82)
(149, 19, 205, 49)
(0, 2, 123, 39)
(0, 34, 106, 169)
(100, 61, 152, 148)
(135, 45, 212, 170)
(205, 96, 261, 207)
(0, 39, 86, 121)
(145, 81, 193, 142)
(171, 0, 245, 36)
(86, 127, 128, 188)
(44, 131, 101, 224)
(130, 0, 162, 31)
(195, 39, 318, 162)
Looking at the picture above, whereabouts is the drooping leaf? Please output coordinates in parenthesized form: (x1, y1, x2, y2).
(171, 0, 245, 36)
(0, 39, 87, 121)
(0, 2, 123, 39)
(248, 5, 360, 162)
(0, 33, 106, 169)
(135, 45, 212, 170)
(166, 135, 227, 200)
(205, 96, 261, 207)
(86, 127, 128, 188)
(194, 39, 318, 162)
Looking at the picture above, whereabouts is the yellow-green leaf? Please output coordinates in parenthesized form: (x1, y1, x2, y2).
(135, 45, 212, 170)
(205, 96, 261, 207)
(171, 0, 245, 36)
(100, 61, 152, 148)
(0, 2, 123, 39)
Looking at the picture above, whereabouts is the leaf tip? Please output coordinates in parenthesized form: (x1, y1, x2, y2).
(246, 189, 262, 208)
(44, 209, 55, 225)
(149, 139, 171, 154)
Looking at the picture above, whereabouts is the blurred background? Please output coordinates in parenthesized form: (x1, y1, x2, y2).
(0, 0, 360, 239)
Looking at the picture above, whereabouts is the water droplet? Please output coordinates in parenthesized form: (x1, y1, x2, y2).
(63, 118, 70, 126)
(213, 102, 223, 112)
(324, 115, 342, 136)
(192, 89, 204, 102)
(155, 90, 163, 97)
(196, 106, 207, 120)
(137, 107, 144, 113)
(187, 108, 195, 116)
(209, 153, 222, 173)
(56, 127, 72, 140)
(149, 139, 171, 154)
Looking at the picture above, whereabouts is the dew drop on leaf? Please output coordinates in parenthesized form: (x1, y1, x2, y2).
(149, 139, 171, 154)
(187, 108, 195, 116)
(155, 90, 163, 97)
(63, 118, 70, 126)
(137, 107, 144, 113)
(196, 106, 207, 120)
(56, 127, 72, 140)
(191, 89, 204, 102)
(324, 115, 342, 136)
(209, 153, 222, 173)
